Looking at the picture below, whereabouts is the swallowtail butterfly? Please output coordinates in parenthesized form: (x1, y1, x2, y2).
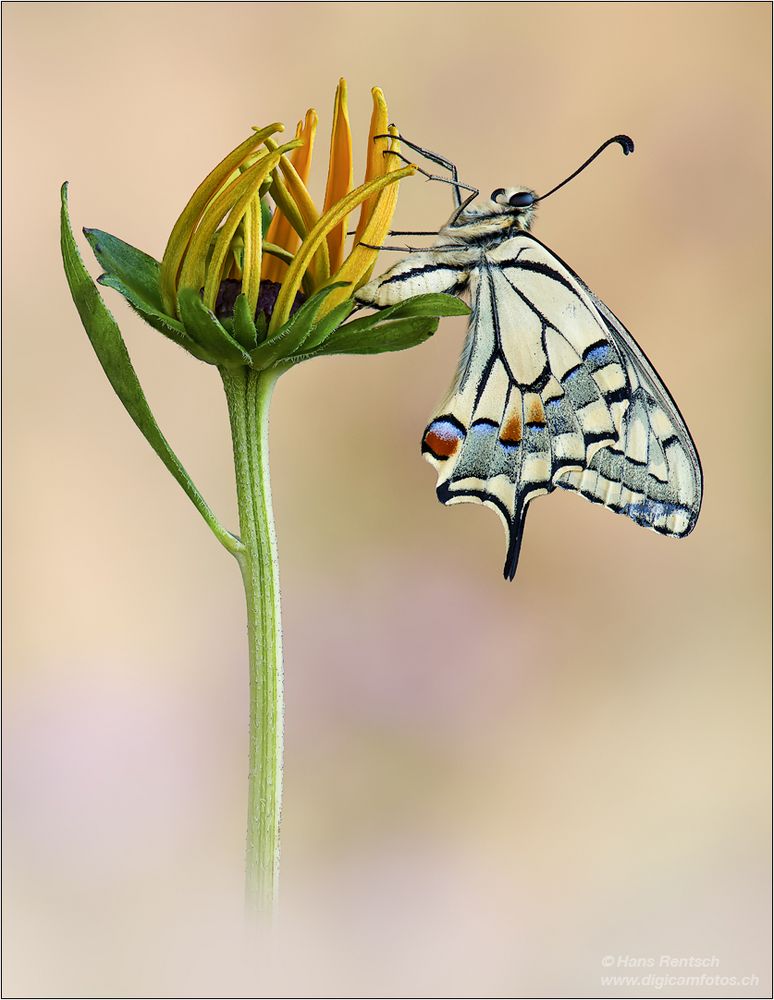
(356, 135, 703, 579)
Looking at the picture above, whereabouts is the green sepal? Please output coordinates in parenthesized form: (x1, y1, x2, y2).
(232, 292, 258, 351)
(289, 298, 356, 358)
(290, 292, 468, 360)
(261, 198, 273, 235)
(250, 283, 349, 369)
(254, 310, 268, 346)
(388, 292, 470, 318)
(177, 287, 253, 367)
(345, 293, 470, 337)
(97, 272, 217, 364)
(59, 183, 239, 554)
(85, 225, 218, 364)
(302, 314, 440, 358)
(84, 228, 164, 311)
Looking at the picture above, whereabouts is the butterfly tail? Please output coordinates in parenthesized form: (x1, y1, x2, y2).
(503, 502, 529, 582)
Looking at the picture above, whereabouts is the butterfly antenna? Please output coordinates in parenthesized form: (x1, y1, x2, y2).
(536, 134, 635, 203)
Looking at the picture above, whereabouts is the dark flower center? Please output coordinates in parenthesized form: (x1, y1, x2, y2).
(215, 279, 306, 323)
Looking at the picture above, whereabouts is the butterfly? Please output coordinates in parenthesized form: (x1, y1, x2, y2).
(355, 135, 703, 579)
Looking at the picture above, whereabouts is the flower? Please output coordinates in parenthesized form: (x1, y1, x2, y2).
(71, 80, 468, 374)
(60, 82, 472, 912)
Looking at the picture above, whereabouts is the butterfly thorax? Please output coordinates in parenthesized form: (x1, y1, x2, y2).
(439, 187, 537, 247)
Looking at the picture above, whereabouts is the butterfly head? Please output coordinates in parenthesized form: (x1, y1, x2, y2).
(489, 187, 538, 228)
(447, 186, 537, 239)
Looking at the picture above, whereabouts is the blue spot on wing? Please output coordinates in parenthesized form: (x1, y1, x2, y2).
(431, 418, 466, 441)
(623, 500, 685, 526)
(585, 344, 616, 366)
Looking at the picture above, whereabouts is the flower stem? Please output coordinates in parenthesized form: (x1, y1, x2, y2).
(222, 365, 283, 916)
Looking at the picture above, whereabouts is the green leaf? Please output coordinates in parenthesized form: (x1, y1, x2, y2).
(232, 292, 258, 351)
(177, 287, 252, 366)
(84, 228, 164, 311)
(60, 183, 240, 555)
(97, 272, 217, 364)
(302, 315, 439, 359)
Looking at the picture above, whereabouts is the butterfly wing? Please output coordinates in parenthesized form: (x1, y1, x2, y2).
(357, 234, 702, 580)
(503, 234, 703, 538)
(357, 242, 571, 577)
(552, 283, 703, 538)
(355, 248, 479, 307)
(423, 233, 701, 578)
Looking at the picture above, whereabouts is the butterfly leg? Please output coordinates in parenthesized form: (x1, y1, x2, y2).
(358, 242, 470, 255)
(382, 149, 478, 202)
(344, 139, 478, 236)
(347, 227, 442, 237)
(382, 150, 479, 225)
(375, 131, 465, 209)
(357, 242, 425, 253)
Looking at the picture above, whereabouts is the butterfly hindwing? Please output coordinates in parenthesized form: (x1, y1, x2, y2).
(418, 233, 630, 577)
(421, 261, 555, 578)
(553, 284, 702, 537)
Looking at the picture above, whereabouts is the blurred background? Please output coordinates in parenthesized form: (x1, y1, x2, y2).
(3, 3, 771, 997)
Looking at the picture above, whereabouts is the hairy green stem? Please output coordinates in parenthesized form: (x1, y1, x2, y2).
(222, 365, 283, 916)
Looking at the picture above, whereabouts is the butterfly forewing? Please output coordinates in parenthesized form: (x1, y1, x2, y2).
(357, 248, 479, 305)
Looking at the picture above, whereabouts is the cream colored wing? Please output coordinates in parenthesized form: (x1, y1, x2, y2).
(421, 233, 702, 578)
(355, 247, 479, 308)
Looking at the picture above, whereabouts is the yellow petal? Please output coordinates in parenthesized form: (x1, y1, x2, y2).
(270, 163, 415, 335)
(178, 141, 301, 305)
(199, 152, 282, 310)
(263, 110, 318, 282)
(353, 87, 389, 244)
(159, 122, 284, 315)
(240, 195, 262, 315)
(322, 78, 353, 273)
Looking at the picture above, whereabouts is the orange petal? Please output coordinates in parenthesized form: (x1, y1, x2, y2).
(265, 131, 330, 287)
(322, 78, 353, 273)
(263, 110, 318, 282)
(270, 163, 415, 335)
(320, 145, 406, 315)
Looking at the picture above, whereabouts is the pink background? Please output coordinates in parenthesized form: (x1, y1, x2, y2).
(4, 3, 771, 996)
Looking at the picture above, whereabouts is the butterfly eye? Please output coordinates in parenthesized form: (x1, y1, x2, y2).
(509, 191, 535, 208)
(490, 188, 506, 203)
